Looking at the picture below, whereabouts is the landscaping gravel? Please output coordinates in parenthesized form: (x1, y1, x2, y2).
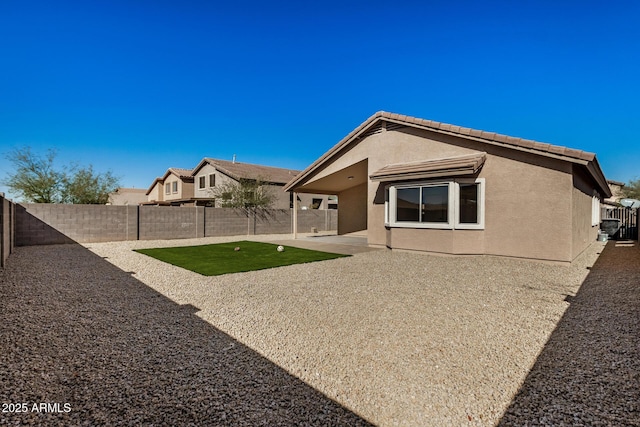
(1, 234, 638, 426)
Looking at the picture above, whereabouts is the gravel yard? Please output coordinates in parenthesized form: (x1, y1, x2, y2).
(1, 234, 638, 426)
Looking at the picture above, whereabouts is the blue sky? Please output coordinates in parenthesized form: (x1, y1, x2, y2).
(1, 0, 638, 200)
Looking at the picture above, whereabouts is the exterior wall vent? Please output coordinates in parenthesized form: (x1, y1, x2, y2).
(385, 122, 407, 132)
(361, 122, 384, 138)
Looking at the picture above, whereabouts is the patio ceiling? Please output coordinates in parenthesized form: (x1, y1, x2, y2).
(291, 159, 368, 194)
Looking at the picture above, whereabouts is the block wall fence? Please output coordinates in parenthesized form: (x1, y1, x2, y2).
(13, 204, 338, 246)
(0, 195, 16, 268)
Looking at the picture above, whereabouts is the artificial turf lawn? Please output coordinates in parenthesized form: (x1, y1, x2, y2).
(134, 240, 350, 276)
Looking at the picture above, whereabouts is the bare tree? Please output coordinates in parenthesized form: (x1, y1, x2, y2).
(3, 147, 63, 203)
(4, 146, 120, 204)
(623, 178, 640, 200)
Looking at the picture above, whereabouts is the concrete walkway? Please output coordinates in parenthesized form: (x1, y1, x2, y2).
(267, 233, 382, 255)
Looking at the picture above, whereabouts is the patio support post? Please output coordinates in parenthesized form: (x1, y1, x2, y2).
(293, 192, 298, 239)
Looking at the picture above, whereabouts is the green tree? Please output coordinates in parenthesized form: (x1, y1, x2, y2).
(3, 147, 63, 203)
(62, 165, 120, 204)
(3, 146, 120, 204)
(209, 178, 275, 210)
(624, 178, 640, 200)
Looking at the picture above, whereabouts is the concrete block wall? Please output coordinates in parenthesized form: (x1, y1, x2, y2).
(297, 209, 338, 233)
(204, 208, 251, 236)
(255, 209, 292, 235)
(16, 204, 134, 245)
(138, 206, 205, 240)
(14, 204, 338, 246)
(1, 196, 15, 268)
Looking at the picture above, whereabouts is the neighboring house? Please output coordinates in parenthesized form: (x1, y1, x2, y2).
(107, 188, 147, 205)
(603, 180, 625, 206)
(285, 111, 611, 263)
(191, 158, 332, 209)
(144, 168, 195, 206)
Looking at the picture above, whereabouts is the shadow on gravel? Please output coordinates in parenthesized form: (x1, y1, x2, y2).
(498, 241, 640, 426)
(0, 244, 373, 426)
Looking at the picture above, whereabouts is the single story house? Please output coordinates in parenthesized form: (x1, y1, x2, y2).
(107, 187, 148, 205)
(284, 111, 611, 263)
(191, 158, 335, 210)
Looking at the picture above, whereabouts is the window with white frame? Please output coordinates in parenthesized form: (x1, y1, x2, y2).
(386, 178, 485, 229)
(172, 181, 178, 193)
(592, 192, 601, 226)
(165, 183, 171, 195)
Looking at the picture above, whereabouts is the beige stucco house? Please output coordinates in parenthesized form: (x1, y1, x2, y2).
(144, 168, 195, 206)
(191, 158, 333, 209)
(285, 111, 611, 263)
(107, 188, 147, 205)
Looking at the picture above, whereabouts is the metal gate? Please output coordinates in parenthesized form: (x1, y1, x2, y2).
(603, 207, 638, 240)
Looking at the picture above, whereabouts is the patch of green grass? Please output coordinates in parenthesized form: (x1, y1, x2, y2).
(134, 240, 349, 276)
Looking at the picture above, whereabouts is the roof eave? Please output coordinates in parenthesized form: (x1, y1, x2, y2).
(587, 157, 613, 198)
(284, 111, 606, 193)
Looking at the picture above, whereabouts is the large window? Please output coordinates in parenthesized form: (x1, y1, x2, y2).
(386, 178, 485, 229)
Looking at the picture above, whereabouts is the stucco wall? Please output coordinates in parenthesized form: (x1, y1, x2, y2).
(193, 163, 219, 200)
(481, 147, 573, 262)
(572, 165, 599, 259)
(366, 129, 578, 261)
(147, 182, 163, 203)
(297, 125, 594, 262)
(163, 174, 194, 202)
(338, 183, 367, 235)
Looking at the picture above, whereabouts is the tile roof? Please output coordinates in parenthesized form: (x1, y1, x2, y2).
(284, 111, 611, 198)
(200, 158, 300, 185)
(167, 168, 194, 179)
(370, 152, 487, 182)
(364, 112, 595, 162)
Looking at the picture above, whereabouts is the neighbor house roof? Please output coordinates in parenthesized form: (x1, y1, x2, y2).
(284, 111, 611, 197)
(164, 168, 194, 179)
(192, 158, 300, 185)
(145, 177, 163, 195)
